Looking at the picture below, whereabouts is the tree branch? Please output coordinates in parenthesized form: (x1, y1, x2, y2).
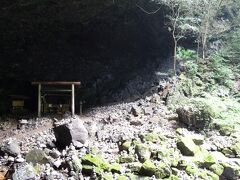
(136, 3, 161, 15)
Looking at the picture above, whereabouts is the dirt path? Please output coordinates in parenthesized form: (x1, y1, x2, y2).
(0, 122, 53, 143)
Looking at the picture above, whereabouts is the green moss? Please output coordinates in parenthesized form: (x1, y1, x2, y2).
(135, 144, 151, 162)
(117, 175, 128, 180)
(120, 141, 132, 151)
(140, 132, 159, 143)
(82, 154, 110, 171)
(119, 155, 136, 163)
(165, 175, 180, 180)
(231, 142, 240, 157)
(109, 163, 121, 173)
(177, 137, 200, 156)
(82, 154, 121, 173)
(102, 173, 114, 180)
(209, 164, 224, 176)
(128, 162, 142, 173)
(194, 150, 216, 168)
(219, 125, 235, 136)
(140, 160, 171, 179)
(140, 159, 156, 176)
(206, 171, 219, 180)
(186, 164, 198, 175)
(82, 165, 102, 175)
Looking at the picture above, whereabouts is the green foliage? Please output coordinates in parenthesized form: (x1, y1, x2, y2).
(225, 27, 240, 65)
(208, 54, 234, 88)
(185, 61, 199, 79)
(177, 47, 197, 61)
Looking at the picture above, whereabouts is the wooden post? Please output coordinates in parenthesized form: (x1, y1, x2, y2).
(80, 101, 83, 115)
(71, 84, 75, 116)
(38, 84, 41, 117)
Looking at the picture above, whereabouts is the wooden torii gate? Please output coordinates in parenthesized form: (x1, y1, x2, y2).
(31, 81, 81, 117)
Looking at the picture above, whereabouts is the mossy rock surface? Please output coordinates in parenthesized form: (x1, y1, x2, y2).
(119, 155, 136, 163)
(219, 125, 235, 136)
(82, 154, 121, 173)
(25, 149, 49, 165)
(177, 137, 200, 156)
(209, 164, 224, 176)
(193, 150, 217, 168)
(128, 162, 142, 173)
(120, 141, 132, 152)
(135, 144, 151, 162)
(230, 142, 240, 157)
(140, 160, 171, 179)
(140, 132, 159, 143)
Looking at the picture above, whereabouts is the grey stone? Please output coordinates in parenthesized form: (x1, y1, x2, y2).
(135, 144, 151, 162)
(54, 117, 88, 148)
(131, 105, 142, 117)
(1, 139, 21, 156)
(177, 137, 200, 156)
(143, 107, 153, 116)
(25, 149, 49, 165)
(49, 149, 61, 159)
(12, 163, 38, 180)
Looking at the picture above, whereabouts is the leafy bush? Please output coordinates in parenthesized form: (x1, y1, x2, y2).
(177, 47, 197, 61)
(225, 27, 240, 64)
(185, 61, 199, 79)
(208, 54, 234, 88)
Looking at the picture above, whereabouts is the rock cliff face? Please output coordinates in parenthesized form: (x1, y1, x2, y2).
(0, 0, 174, 110)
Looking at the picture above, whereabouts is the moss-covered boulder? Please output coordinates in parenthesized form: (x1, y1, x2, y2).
(25, 149, 49, 165)
(82, 165, 101, 176)
(194, 150, 217, 168)
(102, 173, 114, 180)
(119, 154, 136, 163)
(117, 175, 128, 180)
(119, 141, 132, 152)
(139, 159, 156, 177)
(140, 132, 159, 143)
(157, 148, 181, 167)
(128, 162, 142, 173)
(230, 142, 240, 157)
(219, 125, 235, 136)
(221, 148, 235, 157)
(135, 144, 151, 162)
(140, 160, 171, 179)
(82, 154, 122, 173)
(176, 98, 215, 129)
(186, 164, 199, 175)
(109, 163, 121, 173)
(82, 154, 110, 170)
(177, 137, 200, 156)
(209, 164, 224, 176)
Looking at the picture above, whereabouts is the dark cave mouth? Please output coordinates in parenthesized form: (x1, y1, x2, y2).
(0, 1, 176, 114)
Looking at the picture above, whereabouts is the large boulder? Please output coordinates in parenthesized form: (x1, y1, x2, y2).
(54, 117, 88, 148)
(176, 99, 214, 129)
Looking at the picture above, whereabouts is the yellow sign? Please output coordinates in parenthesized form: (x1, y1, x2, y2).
(12, 100, 24, 107)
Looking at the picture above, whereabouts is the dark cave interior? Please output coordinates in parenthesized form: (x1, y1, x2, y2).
(0, 0, 177, 114)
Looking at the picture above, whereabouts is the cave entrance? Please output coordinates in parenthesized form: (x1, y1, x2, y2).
(31, 81, 81, 117)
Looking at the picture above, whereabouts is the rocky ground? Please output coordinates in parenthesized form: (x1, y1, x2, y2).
(0, 84, 240, 180)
